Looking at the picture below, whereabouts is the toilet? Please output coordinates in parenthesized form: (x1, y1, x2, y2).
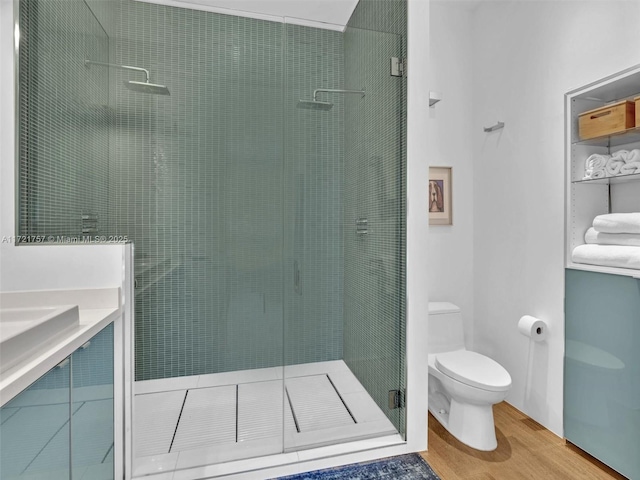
(428, 302, 512, 451)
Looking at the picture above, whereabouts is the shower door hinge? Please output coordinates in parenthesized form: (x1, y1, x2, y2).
(390, 57, 405, 77)
(388, 389, 404, 409)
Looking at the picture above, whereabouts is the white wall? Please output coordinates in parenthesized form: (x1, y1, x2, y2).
(0, 0, 124, 293)
(471, 0, 640, 436)
(406, 0, 431, 452)
(428, 1, 475, 347)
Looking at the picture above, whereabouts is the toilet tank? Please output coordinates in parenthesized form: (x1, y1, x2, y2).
(428, 302, 465, 354)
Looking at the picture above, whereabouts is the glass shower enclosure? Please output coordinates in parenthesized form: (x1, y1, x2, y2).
(15, 0, 407, 475)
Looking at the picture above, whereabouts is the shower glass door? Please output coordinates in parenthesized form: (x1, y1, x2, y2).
(282, 15, 407, 451)
(341, 24, 407, 439)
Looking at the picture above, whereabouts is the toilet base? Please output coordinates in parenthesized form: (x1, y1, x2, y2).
(429, 398, 498, 451)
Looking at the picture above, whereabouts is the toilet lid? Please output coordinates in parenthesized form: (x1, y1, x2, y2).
(435, 350, 511, 392)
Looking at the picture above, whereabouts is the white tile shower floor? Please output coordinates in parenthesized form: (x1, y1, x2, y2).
(133, 360, 398, 477)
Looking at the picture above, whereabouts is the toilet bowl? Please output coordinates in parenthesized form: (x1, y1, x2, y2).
(428, 302, 512, 451)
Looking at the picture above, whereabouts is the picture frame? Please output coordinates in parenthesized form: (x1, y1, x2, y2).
(428, 167, 452, 225)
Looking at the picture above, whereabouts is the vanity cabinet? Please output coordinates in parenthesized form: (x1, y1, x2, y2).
(0, 323, 114, 480)
(564, 268, 640, 479)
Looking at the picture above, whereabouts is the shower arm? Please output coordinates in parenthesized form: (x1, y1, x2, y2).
(84, 60, 150, 83)
(312, 89, 365, 101)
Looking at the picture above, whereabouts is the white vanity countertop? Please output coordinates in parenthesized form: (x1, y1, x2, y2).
(0, 287, 121, 407)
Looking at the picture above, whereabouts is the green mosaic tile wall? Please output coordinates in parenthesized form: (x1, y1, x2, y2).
(343, 0, 408, 436)
(107, 2, 344, 380)
(18, 0, 110, 238)
(110, 1, 284, 380)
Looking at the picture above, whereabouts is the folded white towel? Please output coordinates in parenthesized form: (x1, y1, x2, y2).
(593, 212, 640, 234)
(620, 161, 640, 175)
(572, 244, 640, 270)
(585, 227, 640, 247)
(605, 156, 626, 176)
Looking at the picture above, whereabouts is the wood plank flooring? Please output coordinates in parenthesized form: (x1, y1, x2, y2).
(422, 402, 627, 480)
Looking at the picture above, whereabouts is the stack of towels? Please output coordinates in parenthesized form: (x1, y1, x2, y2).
(583, 149, 640, 180)
(572, 213, 640, 270)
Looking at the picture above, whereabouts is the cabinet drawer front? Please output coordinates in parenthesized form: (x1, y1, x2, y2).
(564, 268, 640, 479)
(578, 100, 635, 140)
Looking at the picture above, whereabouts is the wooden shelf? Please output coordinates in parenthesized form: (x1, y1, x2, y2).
(573, 126, 640, 148)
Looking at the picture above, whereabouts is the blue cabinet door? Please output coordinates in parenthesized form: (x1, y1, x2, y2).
(565, 268, 640, 479)
(0, 323, 114, 480)
(0, 359, 71, 479)
(71, 323, 114, 480)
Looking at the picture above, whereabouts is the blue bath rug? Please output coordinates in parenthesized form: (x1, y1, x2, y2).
(272, 453, 440, 480)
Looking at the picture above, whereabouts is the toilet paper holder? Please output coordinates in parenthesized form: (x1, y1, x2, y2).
(518, 315, 547, 342)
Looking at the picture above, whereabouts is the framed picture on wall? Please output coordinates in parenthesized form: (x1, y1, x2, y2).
(428, 167, 452, 225)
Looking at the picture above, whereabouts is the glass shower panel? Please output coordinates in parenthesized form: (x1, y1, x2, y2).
(283, 17, 406, 451)
(17, 0, 110, 240)
(342, 25, 407, 438)
(111, 1, 286, 383)
(104, 1, 287, 468)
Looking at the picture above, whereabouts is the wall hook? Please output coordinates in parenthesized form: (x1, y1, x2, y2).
(484, 121, 504, 132)
(429, 91, 441, 107)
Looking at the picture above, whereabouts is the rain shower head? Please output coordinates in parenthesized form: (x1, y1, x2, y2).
(124, 80, 170, 96)
(297, 99, 333, 111)
(85, 60, 170, 96)
(297, 88, 365, 111)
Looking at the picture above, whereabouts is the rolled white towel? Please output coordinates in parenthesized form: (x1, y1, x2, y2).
(610, 149, 629, 161)
(585, 227, 640, 247)
(583, 153, 609, 179)
(626, 149, 640, 163)
(593, 212, 640, 234)
(572, 244, 640, 270)
(605, 156, 626, 176)
(620, 161, 640, 175)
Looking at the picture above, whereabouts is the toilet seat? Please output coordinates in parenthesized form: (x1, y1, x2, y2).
(435, 350, 511, 392)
